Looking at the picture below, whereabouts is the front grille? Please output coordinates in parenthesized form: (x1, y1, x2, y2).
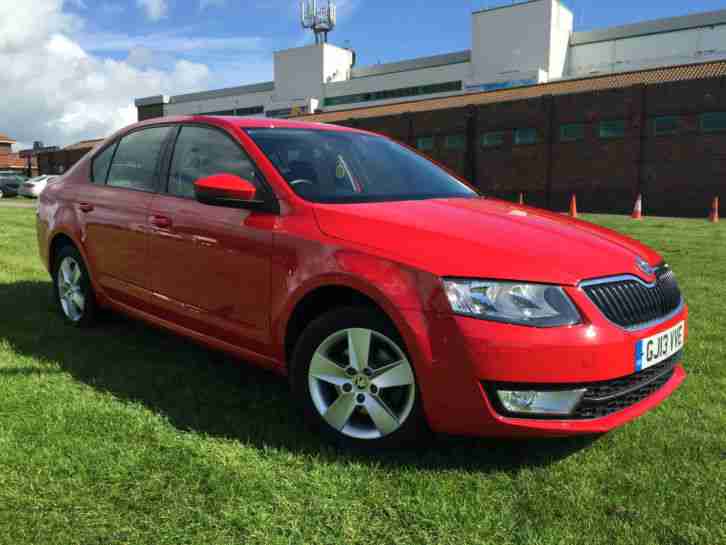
(484, 350, 681, 420)
(571, 350, 680, 419)
(582, 266, 682, 328)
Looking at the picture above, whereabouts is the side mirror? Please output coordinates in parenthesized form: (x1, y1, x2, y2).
(194, 173, 259, 208)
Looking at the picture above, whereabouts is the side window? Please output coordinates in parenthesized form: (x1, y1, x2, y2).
(107, 126, 170, 192)
(167, 125, 263, 199)
(91, 142, 116, 185)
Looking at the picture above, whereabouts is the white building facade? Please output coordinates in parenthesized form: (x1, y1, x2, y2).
(136, 1, 726, 121)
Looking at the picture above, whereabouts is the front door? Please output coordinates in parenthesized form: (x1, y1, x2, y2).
(147, 124, 275, 353)
(78, 125, 171, 308)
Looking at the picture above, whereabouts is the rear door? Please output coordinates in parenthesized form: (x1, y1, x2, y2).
(147, 123, 275, 352)
(77, 125, 171, 308)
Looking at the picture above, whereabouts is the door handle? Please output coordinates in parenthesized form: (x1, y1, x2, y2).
(150, 215, 173, 229)
(79, 202, 94, 213)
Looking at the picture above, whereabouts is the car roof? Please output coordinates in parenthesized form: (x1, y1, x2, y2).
(130, 115, 368, 134)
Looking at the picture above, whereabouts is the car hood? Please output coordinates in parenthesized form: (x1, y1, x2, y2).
(312, 197, 663, 285)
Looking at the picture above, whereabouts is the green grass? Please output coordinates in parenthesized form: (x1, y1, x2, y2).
(0, 207, 724, 545)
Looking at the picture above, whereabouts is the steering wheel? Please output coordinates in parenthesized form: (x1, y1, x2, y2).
(290, 179, 315, 187)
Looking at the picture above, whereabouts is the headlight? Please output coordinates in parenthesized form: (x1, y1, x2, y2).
(442, 279, 581, 327)
(497, 389, 586, 415)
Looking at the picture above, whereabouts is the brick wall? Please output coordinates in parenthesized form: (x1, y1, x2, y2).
(329, 75, 726, 217)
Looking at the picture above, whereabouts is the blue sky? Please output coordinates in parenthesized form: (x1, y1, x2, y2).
(73, 0, 726, 89)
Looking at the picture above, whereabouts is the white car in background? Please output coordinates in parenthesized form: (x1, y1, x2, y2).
(19, 175, 57, 198)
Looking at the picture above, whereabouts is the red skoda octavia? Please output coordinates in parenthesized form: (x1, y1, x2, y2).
(37, 116, 687, 447)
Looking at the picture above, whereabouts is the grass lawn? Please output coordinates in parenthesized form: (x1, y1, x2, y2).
(0, 206, 724, 545)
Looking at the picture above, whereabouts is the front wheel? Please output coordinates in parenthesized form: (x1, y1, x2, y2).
(291, 307, 428, 448)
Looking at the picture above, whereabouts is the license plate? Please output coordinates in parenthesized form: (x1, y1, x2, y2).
(636, 321, 684, 371)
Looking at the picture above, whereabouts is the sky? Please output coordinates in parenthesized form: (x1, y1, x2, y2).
(2, 0, 725, 150)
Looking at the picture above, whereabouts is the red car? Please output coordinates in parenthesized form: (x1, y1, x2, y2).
(37, 116, 687, 447)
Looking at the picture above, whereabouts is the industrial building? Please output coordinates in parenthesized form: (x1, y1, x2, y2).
(135, 1, 726, 216)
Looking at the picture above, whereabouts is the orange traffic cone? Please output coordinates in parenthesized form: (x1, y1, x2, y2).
(518, 192, 524, 205)
(569, 194, 578, 218)
(709, 196, 720, 223)
(632, 194, 643, 220)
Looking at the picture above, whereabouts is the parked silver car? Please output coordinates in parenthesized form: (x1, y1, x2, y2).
(19, 175, 57, 198)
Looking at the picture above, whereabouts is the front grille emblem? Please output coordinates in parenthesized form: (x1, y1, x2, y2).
(636, 257, 655, 276)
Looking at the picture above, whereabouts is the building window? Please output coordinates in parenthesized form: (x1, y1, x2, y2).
(444, 134, 466, 151)
(201, 106, 264, 116)
(599, 120, 626, 139)
(560, 123, 584, 142)
(514, 128, 537, 145)
(653, 116, 679, 136)
(416, 136, 434, 151)
(481, 132, 505, 148)
(700, 112, 726, 133)
(324, 81, 462, 107)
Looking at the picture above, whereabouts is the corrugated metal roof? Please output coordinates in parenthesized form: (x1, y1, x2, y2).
(351, 51, 471, 79)
(63, 138, 105, 151)
(301, 60, 726, 123)
(571, 8, 726, 45)
(169, 81, 275, 105)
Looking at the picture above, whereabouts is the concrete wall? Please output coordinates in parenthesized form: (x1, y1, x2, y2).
(567, 24, 726, 78)
(470, 0, 571, 86)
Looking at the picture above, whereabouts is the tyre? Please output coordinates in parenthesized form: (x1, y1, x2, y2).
(291, 307, 429, 449)
(52, 245, 97, 327)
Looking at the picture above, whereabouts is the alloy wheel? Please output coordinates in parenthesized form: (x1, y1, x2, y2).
(57, 256, 86, 322)
(308, 327, 416, 440)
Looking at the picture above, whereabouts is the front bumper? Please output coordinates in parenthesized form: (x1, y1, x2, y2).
(407, 293, 688, 438)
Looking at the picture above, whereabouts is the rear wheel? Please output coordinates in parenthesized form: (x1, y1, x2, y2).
(52, 245, 97, 327)
(291, 307, 428, 448)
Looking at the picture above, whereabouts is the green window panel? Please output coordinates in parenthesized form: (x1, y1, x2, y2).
(444, 134, 466, 151)
(481, 132, 505, 148)
(599, 120, 626, 139)
(416, 136, 434, 151)
(324, 81, 462, 107)
(653, 116, 679, 136)
(700, 112, 726, 133)
(560, 123, 584, 142)
(514, 128, 537, 145)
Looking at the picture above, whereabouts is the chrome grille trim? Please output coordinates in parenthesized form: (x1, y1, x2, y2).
(579, 266, 683, 331)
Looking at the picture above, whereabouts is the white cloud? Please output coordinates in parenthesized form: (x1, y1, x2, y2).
(200, 0, 225, 9)
(136, 0, 167, 21)
(0, 0, 211, 147)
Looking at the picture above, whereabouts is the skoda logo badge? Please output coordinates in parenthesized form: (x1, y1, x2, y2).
(636, 257, 655, 276)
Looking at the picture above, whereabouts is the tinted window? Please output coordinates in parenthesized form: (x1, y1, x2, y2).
(700, 112, 726, 133)
(514, 128, 537, 145)
(91, 143, 116, 184)
(560, 124, 584, 142)
(444, 134, 466, 151)
(107, 126, 170, 192)
(653, 116, 679, 136)
(167, 125, 264, 199)
(481, 132, 505, 148)
(246, 128, 477, 204)
(599, 120, 626, 139)
(416, 136, 434, 151)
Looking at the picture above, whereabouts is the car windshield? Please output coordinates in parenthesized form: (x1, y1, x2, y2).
(245, 128, 478, 203)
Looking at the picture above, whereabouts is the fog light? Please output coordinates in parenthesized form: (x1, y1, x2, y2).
(497, 389, 586, 415)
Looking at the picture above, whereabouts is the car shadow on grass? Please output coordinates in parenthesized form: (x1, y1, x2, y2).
(0, 280, 599, 472)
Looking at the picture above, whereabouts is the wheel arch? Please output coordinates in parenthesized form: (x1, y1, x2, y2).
(283, 283, 395, 368)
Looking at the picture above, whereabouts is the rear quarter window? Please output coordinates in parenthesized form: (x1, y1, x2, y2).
(91, 143, 116, 185)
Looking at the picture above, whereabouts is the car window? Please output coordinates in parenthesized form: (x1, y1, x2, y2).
(246, 128, 477, 204)
(106, 126, 170, 192)
(91, 142, 116, 185)
(167, 125, 264, 199)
